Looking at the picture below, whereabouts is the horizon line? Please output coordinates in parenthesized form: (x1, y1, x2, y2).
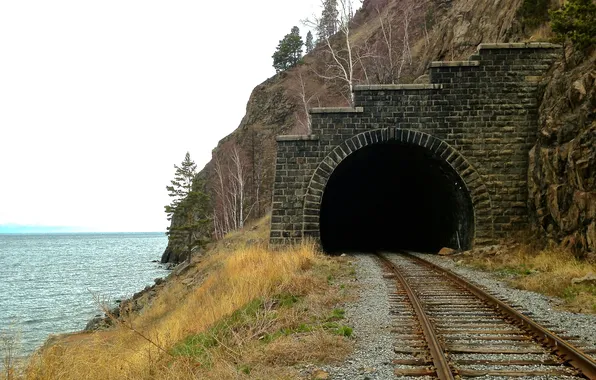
(0, 225, 166, 234)
(0, 231, 167, 235)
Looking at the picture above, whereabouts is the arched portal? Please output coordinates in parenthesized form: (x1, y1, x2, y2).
(302, 129, 492, 253)
(320, 141, 473, 252)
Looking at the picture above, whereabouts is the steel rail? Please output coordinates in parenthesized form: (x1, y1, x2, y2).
(402, 251, 596, 380)
(375, 253, 455, 380)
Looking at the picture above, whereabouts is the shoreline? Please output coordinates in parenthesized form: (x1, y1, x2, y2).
(0, 233, 169, 361)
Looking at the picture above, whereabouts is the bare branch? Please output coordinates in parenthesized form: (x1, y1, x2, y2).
(303, 0, 359, 105)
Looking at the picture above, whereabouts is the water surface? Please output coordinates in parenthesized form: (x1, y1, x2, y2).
(0, 233, 168, 356)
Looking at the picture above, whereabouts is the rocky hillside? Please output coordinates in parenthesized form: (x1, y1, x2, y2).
(529, 50, 596, 257)
(163, 0, 595, 262)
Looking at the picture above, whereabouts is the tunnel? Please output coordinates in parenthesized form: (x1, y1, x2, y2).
(319, 141, 474, 253)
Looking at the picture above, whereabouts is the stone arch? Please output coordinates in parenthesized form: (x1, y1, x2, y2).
(302, 128, 494, 247)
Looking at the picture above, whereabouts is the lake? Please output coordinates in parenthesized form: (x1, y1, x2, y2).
(0, 232, 169, 357)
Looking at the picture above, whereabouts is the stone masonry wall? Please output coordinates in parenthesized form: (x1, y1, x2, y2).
(270, 43, 561, 247)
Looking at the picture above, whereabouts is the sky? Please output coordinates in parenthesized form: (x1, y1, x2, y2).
(0, 0, 323, 233)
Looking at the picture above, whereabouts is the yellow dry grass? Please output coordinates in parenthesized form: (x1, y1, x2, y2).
(528, 23, 555, 42)
(461, 245, 596, 313)
(12, 221, 353, 380)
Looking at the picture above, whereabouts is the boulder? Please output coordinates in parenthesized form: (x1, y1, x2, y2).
(312, 369, 329, 379)
(438, 247, 457, 256)
(571, 272, 596, 286)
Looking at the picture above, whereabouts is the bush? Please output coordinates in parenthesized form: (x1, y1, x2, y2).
(1, 326, 21, 380)
(518, 0, 551, 30)
(550, 0, 596, 50)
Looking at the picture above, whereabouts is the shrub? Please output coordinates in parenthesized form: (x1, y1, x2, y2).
(518, 0, 551, 30)
(550, 0, 596, 50)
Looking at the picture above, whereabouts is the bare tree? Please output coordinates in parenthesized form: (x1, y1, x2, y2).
(249, 131, 267, 218)
(305, 0, 360, 105)
(290, 71, 320, 134)
(229, 145, 246, 230)
(398, 5, 413, 79)
(213, 155, 231, 239)
(365, 5, 414, 84)
(211, 143, 254, 239)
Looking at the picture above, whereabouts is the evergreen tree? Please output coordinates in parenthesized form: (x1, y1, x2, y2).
(550, 0, 596, 50)
(165, 152, 196, 220)
(165, 152, 210, 263)
(318, 0, 339, 40)
(272, 26, 304, 73)
(305, 31, 314, 53)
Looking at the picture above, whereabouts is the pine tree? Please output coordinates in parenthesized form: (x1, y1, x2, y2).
(165, 152, 196, 220)
(305, 31, 314, 53)
(272, 26, 304, 73)
(165, 152, 210, 263)
(318, 0, 339, 40)
(550, 0, 596, 50)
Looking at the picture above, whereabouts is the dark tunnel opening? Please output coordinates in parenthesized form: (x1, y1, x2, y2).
(319, 141, 474, 254)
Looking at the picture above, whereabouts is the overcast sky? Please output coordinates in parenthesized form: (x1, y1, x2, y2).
(0, 0, 324, 232)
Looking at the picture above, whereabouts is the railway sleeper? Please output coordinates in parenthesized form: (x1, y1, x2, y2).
(456, 368, 577, 377)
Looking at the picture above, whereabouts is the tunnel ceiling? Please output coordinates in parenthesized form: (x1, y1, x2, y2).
(319, 141, 474, 254)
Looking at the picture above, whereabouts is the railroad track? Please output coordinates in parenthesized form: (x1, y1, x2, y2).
(375, 251, 596, 379)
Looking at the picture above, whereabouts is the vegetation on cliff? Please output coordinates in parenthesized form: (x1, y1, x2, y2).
(550, 0, 596, 50)
(173, 0, 592, 261)
(163, 0, 534, 262)
(162, 153, 210, 263)
(272, 26, 304, 73)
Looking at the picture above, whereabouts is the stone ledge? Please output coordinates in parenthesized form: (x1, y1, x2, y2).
(275, 135, 320, 142)
(478, 42, 562, 50)
(309, 107, 364, 114)
(353, 84, 442, 91)
(430, 61, 480, 67)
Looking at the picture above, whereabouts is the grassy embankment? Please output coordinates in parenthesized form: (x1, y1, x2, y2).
(457, 245, 596, 313)
(3, 216, 355, 379)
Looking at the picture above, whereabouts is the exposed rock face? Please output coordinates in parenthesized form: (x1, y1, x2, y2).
(160, 211, 184, 263)
(85, 277, 165, 331)
(529, 51, 596, 255)
(163, 0, 594, 261)
(162, 0, 529, 262)
(417, 0, 524, 66)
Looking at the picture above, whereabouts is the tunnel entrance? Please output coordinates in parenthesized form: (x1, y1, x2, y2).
(319, 141, 474, 253)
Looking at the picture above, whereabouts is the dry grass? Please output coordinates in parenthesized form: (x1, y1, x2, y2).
(9, 217, 354, 380)
(460, 245, 596, 313)
(528, 23, 556, 42)
(1, 325, 22, 380)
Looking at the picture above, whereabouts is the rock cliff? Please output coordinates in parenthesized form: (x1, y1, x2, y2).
(163, 0, 595, 262)
(529, 50, 596, 256)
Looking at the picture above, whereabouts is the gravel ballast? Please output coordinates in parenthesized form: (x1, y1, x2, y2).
(313, 252, 596, 379)
(411, 252, 596, 355)
(319, 254, 398, 379)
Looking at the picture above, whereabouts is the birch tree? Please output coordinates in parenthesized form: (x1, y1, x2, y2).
(211, 143, 252, 238)
(213, 155, 231, 239)
(366, 5, 414, 84)
(290, 70, 320, 133)
(305, 0, 359, 105)
(229, 145, 247, 230)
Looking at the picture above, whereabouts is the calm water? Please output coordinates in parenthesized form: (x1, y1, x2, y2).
(0, 233, 168, 356)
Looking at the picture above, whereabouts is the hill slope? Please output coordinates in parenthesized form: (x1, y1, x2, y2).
(163, 0, 595, 262)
